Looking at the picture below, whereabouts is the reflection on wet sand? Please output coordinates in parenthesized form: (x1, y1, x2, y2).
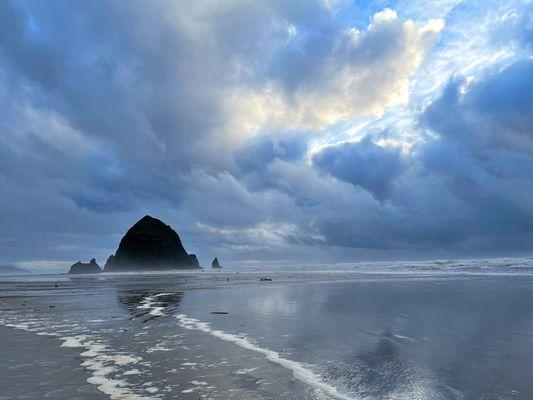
(326, 334, 427, 399)
(117, 291, 184, 322)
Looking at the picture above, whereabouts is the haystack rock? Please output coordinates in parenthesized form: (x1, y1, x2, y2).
(212, 257, 222, 268)
(69, 258, 101, 274)
(104, 215, 200, 271)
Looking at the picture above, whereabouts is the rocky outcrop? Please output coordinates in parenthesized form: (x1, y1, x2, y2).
(104, 215, 201, 271)
(188, 254, 200, 267)
(212, 257, 222, 268)
(69, 258, 101, 274)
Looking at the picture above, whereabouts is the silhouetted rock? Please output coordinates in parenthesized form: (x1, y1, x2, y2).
(212, 257, 222, 268)
(105, 255, 115, 267)
(104, 215, 201, 271)
(188, 254, 200, 268)
(69, 258, 101, 274)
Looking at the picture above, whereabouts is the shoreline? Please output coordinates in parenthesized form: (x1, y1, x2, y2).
(2, 264, 533, 399)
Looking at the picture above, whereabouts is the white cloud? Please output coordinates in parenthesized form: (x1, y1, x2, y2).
(223, 9, 444, 141)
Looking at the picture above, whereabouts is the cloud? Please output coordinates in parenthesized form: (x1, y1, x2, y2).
(423, 60, 533, 150)
(0, 1, 61, 89)
(418, 59, 533, 244)
(228, 8, 444, 133)
(221, 57, 533, 254)
(313, 137, 406, 200)
(491, 2, 533, 50)
(234, 133, 309, 180)
(0, 0, 531, 267)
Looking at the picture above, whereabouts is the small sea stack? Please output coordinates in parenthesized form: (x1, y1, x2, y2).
(188, 254, 200, 266)
(212, 257, 222, 269)
(69, 258, 101, 274)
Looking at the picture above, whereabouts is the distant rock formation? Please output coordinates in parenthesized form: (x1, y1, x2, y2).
(212, 257, 222, 268)
(188, 254, 200, 267)
(69, 258, 101, 274)
(0, 265, 30, 276)
(104, 215, 201, 271)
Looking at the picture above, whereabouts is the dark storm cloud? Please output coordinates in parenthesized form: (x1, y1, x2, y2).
(312, 137, 406, 200)
(423, 60, 533, 149)
(235, 134, 309, 174)
(0, 1, 60, 89)
(0, 0, 336, 266)
(417, 59, 533, 245)
(0, 1, 210, 167)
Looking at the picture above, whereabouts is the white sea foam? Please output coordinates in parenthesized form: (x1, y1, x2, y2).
(137, 293, 171, 317)
(0, 315, 158, 400)
(58, 334, 154, 400)
(61, 335, 87, 348)
(123, 369, 141, 376)
(190, 380, 208, 386)
(5, 322, 37, 332)
(235, 366, 259, 374)
(175, 314, 356, 400)
(147, 342, 173, 353)
(393, 334, 416, 342)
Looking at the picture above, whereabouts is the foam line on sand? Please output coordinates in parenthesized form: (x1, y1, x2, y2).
(175, 313, 356, 400)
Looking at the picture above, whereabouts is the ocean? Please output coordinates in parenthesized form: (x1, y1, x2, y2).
(1, 258, 533, 399)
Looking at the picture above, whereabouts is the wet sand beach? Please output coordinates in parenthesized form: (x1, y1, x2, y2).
(0, 325, 107, 400)
(2, 259, 533, 399)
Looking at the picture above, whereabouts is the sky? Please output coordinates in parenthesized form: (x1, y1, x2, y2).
(0, 0, 532, 272)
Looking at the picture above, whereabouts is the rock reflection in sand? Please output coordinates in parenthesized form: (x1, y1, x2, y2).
(117, 291, 184, 322)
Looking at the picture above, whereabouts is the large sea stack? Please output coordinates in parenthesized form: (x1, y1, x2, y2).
(104, 215, 200, 271)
